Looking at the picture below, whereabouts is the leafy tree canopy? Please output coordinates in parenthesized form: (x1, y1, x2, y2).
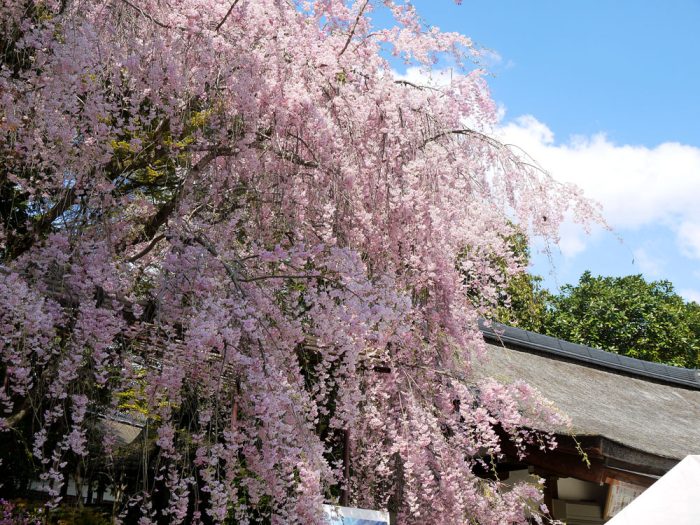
(493, 261, 700, 368)
(486, 229, 551, 335)
(541, 272, 700, 368)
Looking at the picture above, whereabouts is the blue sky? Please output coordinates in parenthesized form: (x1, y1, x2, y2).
(394, 0, 700, 300)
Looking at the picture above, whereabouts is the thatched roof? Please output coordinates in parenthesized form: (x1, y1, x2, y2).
(476, 324, 700, 464)
(100, 418, 143, 446)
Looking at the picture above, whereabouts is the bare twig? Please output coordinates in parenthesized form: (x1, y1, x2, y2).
(239, 273, 322, 283)
(125, 148, 229, 250)
(338, 0, 370, 57)
(128, 234, 165, 263)
(118, 0, 176, 30)
(394, 79, 443, 93)
(216, 0, 241, 31)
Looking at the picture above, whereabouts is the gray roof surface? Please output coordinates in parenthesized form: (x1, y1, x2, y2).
(479, 321, 700, 388)
(475, 332, 700, 461)
(100, 419, 142, 446)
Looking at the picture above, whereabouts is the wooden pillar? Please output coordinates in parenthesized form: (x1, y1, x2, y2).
(542, 475, 559, 519)
(86, 478, 93, 505)
(340, 429, 351, 507)
(96, 476, 105, 504)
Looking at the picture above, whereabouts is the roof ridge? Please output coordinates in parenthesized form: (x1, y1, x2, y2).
(479, 320, 700, 390)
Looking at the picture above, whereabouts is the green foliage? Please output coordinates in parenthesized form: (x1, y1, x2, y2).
(0, 499, 111, 525)
(486, 229, 552, 333)
(0, 170, 33, 260)
(50, 505, 111, 525)
(494, 271, 551, 334)
(485, 234, 700, 368)
(541, 271, 700, 368)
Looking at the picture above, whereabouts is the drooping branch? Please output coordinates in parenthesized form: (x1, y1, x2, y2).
(192, 234, 244, 293)
(125, 149, 228, 249)
(118, 0, 179, 30)
(254, 131, 319, 169)
(338, 0, 370, 58)
(420, 128, 500, 150)
(128, 233, 165, 263)
(215, 0, 241, 31)
(8, 186, 77, 260)
(395, 79, 444, 93)
(238, 273, 323, 283)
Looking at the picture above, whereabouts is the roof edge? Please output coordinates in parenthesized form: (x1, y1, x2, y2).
(479, 320, 700, 390)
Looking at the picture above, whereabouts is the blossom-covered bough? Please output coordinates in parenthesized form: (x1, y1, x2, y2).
(0, 1, 598, 523)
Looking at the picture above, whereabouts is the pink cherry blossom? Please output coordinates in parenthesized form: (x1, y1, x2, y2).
(0, 1, 599, 523)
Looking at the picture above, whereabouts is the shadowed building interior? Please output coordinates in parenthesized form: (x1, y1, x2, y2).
(477, 322, 700, 523)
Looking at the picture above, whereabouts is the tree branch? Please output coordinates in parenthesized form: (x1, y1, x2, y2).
(420, 128, 508, 152)
(254, 131, 319, 168)
(128, 234, 165, 263)
(192, 234, 244, 294)
(338, 0, 370, 58)
(4, 400, 30, 430)
(395, 79, 443, 93)
(238, 273, 322, 283)
(118, 0, 182, 30)
(8, 187, 77, 259)
(215, 0, 240, 31)
(125, 149, 225, 250)
(37, 186, 77, 230)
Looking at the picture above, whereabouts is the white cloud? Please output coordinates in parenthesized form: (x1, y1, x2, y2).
(557, 222, 588, 259)
(678, 221, 700, 260)
(389, 71, 700, 265)
(393, 66, 457, 87)
(475, 48, 503, 68)
(680, 288, 700, 304)
(632, 248, 663, 277)
(497, 115, 700, 260)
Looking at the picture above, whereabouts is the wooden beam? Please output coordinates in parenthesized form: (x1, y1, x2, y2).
(525, 452, 606, 485)
(496, 426, 671, 486)
(510, 444, 658, 489)
(603, 468, 657, 488)
(601, 440, 677, 476)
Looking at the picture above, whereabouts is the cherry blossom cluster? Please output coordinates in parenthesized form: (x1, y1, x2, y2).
(0, 1, 597, 523)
